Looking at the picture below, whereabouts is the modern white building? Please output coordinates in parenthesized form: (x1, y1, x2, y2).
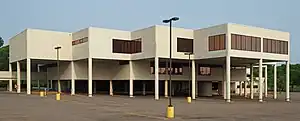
(6, 23, 290, 102)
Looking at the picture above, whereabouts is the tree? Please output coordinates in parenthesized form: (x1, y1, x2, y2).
(0, 45, 9, 71)
(0, 37, 4, 47)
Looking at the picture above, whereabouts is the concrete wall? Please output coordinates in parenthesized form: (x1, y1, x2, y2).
(9, 30, 27, 63)
(27, 29, 72, 61)
(194, 24, 227, 59)
(131, 26, 156, 60)
(89, 27, 131, 60)
(72, 28, 89, 60)
(11, 72, 46, 80)
(198, 81, 212, 96)
(155, 25, 194, 59)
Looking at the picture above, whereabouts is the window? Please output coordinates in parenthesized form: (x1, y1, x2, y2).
(263, 38, 288, 54)
(177, 37, 193, 53)
(72, 37, 88, 46)
(208, 34, 226, 51)
(199, 66, 211, 76)
(231, 34, 261, 52)
(112, 38, 142, 54)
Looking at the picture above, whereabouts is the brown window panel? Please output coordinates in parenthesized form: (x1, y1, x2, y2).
(177, 37, 193, 53)
(252, 37, 257, 51)
(112, 38, 142, 54)
(208, 34, 226, 51)
(231, 34, 237, 49)
(246, 36, 252, 51)
(220, 34, 226, 50)
(236, 35, 241, 50)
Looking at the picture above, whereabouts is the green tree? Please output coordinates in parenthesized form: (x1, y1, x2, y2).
(0, 37, 4, 47)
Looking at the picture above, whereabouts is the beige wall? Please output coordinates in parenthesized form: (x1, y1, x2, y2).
(155, 25, 194, 59)
(89, 27, 131, 60)
(11, 72, 46, 80)
(27, 29, 72, 61)
(72, 28, 89, 60)
(194, 24, 227, 59)
(47, 62, 72, 80)
(9, 30, 27, 63)
(131, 26, 156, 60)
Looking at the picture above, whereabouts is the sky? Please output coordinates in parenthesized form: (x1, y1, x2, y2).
(0, 0, 299, 63)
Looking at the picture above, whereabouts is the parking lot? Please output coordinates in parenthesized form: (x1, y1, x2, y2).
(1, 92, 300, 121)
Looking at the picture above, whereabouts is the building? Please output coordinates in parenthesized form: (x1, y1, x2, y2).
(6, 23, 290, 102)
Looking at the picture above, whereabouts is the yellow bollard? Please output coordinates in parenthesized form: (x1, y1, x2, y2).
(187, 97, 192, 103)
(40, 91, 44, 97)
(166, 105, 174, 118)
(56, 93, 60, 101)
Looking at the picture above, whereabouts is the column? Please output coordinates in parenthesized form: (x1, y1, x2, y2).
(164, 80, 168, 97)
(239, 81, 242, 96)
(129, 60, 133, 97)
(244, 81, 248, 97)
(223, 66, 226, 100)
(273, 64, 277, 99)
(250, 64, 254, 99)
(71, 61, 75, 95)
(154, 57, 159, 100)
(226, 56, 231, 102)
(264, 66, 268, 97)
(286, 61, 290, 102)
(9, 63, 12, 92)
(17, 61, 21, 93)
(109, 80, 113, 96)
(26, 58, 31, 95)
(88, 58, 93, 97)
(259, 59, 263, 102)
(37, 64, 40, 90)
(192, 60, 196, 99)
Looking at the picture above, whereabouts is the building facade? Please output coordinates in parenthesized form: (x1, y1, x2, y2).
(7, 23, 290, 102)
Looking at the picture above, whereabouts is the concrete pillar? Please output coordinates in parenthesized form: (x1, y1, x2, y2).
(250, 64, 254, 99)
(223, 65, 226, 99)
(286, 61, 290, 102)
(244, 81, 247, 97)
(88, 58, 92, 97)
(239, 81, 242, 96)
(71, 61, 75, 95)
(26, 58, 31, 95)
(109, 80, 113, 96)
(273, 64, 277, 99)
(17, 61, 21, 93)
(192, 60, 196, 99)
(129, 60, 133, 97)
(9, 63, 12, 92)
(226, 56, 231, 102)
(37, 64, 40, 90)
(259, 59, 263, 102)
(164, 80, 168, 97)
(154, 57, 159, 100)
(264, 66, 268, 97)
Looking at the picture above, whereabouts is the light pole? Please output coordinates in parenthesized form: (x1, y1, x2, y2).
(54, 46, 61, 93)
(163, 16, 179, 119)
(184, 52, 193, 103)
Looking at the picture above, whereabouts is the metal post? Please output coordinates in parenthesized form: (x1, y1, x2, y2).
(54, 46, 61, 93)
(168, 21, 172, 106)
(188, 54, 191, 97)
